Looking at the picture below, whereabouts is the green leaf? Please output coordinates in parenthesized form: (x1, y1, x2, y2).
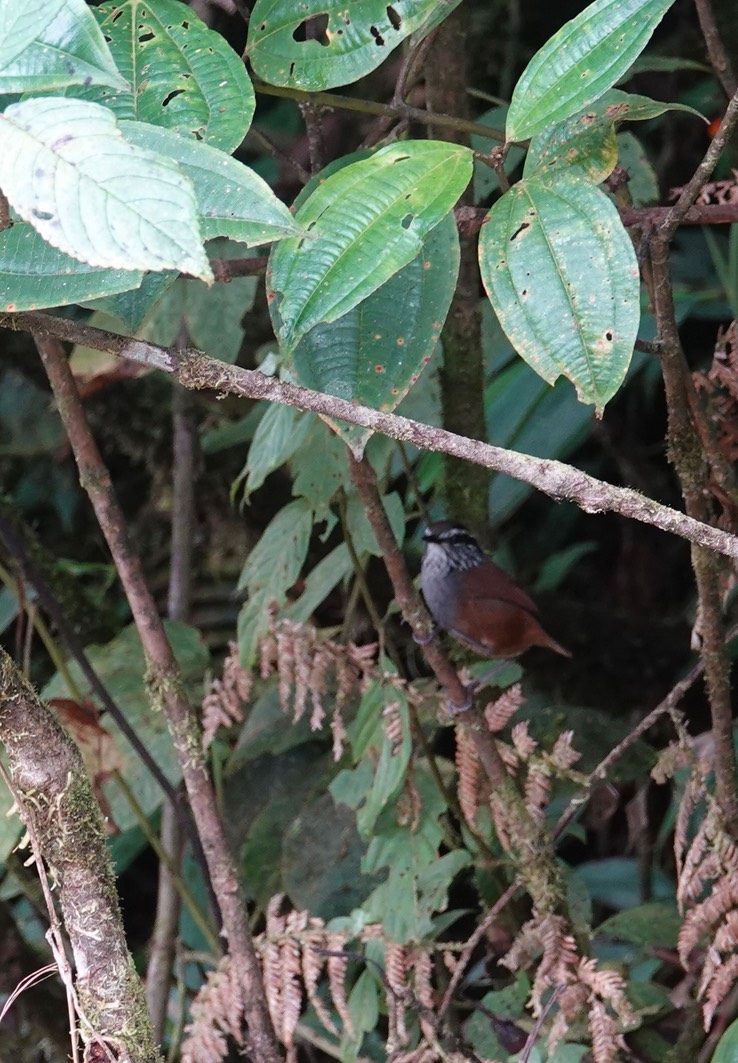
(41, 621, 209, 831)
(120, 121, 303, 245)
(479, 171, 639, 412)
(0, 0, 128, 93)
(0, 223, 143, 311)
(362, 768, 466, 942)
(573, 858, 675, 910)
(237, 499, 314, 667)
(506, 0, 676, 141)
(247, 0, 451, 91)
(525, 89, 705, 182)
(83, 270, 177, 331)
(484, 346, 593, 521)
(346, 492, 405, 557)
(71, 0, 255, 153)
(713, 1017, 738, 1063)
(284, 793, 380, 919)
(290, 418, 349, 511)
(0, 1, 67, 68)
(597, 901, 681, 949)
(348, 970, 380, 1038)
(269, 141, 471, 352)
(286, 211, 459, 456)
(238, 404, 313, 499)
(356, 691, 412, 837)
(0, 98, 211, 279)
(0, 367, 65, 456)
(617, 131, 658, 206)
(284, 543, 353, 623)
(135, 247, 258, 362)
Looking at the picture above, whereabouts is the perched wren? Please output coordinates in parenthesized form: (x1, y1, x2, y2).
(420, 521, 570, 661)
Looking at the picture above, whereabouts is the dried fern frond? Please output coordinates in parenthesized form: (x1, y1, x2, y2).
(201, 642, 254, 748)
(510, 720, 537, 760)
(673, 772, 738, 1029)
(257, 619, 378, 758)
(524, 763, 551, 824)
(455, 725, 481, 825)
(181, 958, 243, 1063)
(550, 731, 581, 772)
(484, 684, 524, 733)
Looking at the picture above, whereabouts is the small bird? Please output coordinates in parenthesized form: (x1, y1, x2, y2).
(420, 521, 570, 661)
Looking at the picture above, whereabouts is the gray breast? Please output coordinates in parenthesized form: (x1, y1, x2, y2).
(421, 544, 461, 630)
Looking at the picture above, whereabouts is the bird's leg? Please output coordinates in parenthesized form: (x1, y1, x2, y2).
(448, 689, 474, 714)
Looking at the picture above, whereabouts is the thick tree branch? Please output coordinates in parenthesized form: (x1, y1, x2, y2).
(4, 311, 738, 564)
(0, 649, 161, 1063)
(33, 335, 282, 1063)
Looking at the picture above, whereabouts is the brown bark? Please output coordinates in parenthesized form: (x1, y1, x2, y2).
(0, 649, 161, 1063)
(426, 9, 489, 532)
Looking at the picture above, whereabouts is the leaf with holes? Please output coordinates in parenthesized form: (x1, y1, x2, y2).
(0, 98, 211, 279)
(247, 0, 450, 91)
(0, 0, 128, 93)
(479, 171, 639, 413)
(120, 121, 303, 245)
(524, 89, 705, 182)
(506, 0, 676, 142)
(66, 0, 254, 153)
(277, 212, 459, 458)
(0, 224, 143, 311)
(268, 140, 471, 352)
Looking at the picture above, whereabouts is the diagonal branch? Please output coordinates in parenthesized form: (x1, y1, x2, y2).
(4, 310, 738, 563)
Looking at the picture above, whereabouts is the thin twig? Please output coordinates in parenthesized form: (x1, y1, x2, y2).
(659, 82, 738, 240)
(438, 882, 518, 1017)
(695, 0, 737, 98)
(252, 79, 506, 142)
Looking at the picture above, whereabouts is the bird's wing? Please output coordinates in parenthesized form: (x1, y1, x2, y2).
(463, 562, 540, 616)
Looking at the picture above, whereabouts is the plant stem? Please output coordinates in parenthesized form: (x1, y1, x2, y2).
(650, 237, 738, 833)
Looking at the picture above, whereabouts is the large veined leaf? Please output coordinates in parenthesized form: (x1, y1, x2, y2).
(0, 224, 143, 311)
(247, 0, 450, 91)
(0, 97, 212, 280)
(0, 0, 127, 93)
(68, 0, 254, 153)
(120, 121, 303, 245)
(268, 140, 472, 352)
(0, 0, 67, 67)
(506, 0, 676, 142)
(479, 171, 639, 412)
(280, 212, 460, 457)
(524, 89, 704, 182)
